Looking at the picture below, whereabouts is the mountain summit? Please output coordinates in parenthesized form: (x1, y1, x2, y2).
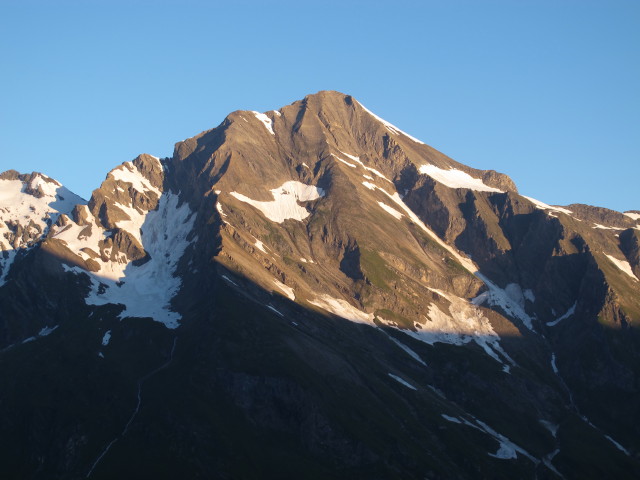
(1, 91, 639, 479)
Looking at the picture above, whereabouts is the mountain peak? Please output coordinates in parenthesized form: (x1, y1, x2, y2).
(1, 93, 639, 478)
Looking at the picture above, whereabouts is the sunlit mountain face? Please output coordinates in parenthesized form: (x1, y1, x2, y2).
(1, 91, 639, 479)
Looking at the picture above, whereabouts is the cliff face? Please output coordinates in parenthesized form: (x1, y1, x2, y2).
(1, 91, 639, 479)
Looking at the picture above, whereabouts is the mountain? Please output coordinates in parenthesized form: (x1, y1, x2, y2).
(1, 91, 639, 479)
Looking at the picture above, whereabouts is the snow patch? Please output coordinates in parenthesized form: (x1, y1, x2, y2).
(522, 196, 573, 215)
(0, 175, 85, 285)
(82, 193, 196, 329)
(230, 181, 324, 223)
(266, 305, 284, 317)
(38, 325, 58, 337)
(605, 254, 638, 281)
(419, 165, 502, 193)
(441, 414, 536, 463)
(330, 154, 357, 168)
(102, 330, 112, 346)
(388, 373, 417, 390)
(406, 292, 515, 369)
(547, 302, 576, 327)
(113, 202, 147, 245)
(441, 414, 462, 424)
(381, 330, 427, 366)
(356, 100, 425, 144)
(377, 202, 403, 220)
(252, 111, 275, 135)
(539, 420, 559, 438)
(551, 353, 558, 374)
(473, 275, 534, 331)
(593, 223, 623, 230)
(524, 289, 535, 303)
(254, 239, 267, 253)
(309, 295, 373, 324)
(52, 206, 128, 281)
(273, 279, 295, 301)
(222, 275, 239, 287)
(604, 435, 631, 455)
(110, 162, 160, 197)
(216, 201, 228, 219)
(624, 212, 640, 221)
(338, 150, 391, 182)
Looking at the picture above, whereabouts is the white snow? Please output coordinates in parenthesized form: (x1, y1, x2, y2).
(605, 254, 638, 281)
(551, 353, 558, 373)
(102, 330, 112, 346)
(624, 212, 640, 221)
(216, 201, 228, 219)
(271, 110, 281, 117)
(419, 165, 503, 193)
(0, 175, 85, 284)
(441, 414, 536, 463)
(109, 162, 161, 197)
(113, 202, 147, 245)
(604, 435, 631, 455)
(505, 283, 526, 308)
(273, 279, 295, 300)
(475, 419, 537, 462)
(547, 302, 576, 327)
(338, 150, 392, 182)
(539, 420, 559, 438)
(524, 289, 536, 303)
(330, 154, 357, 168)
(385, 334, 427, 366)
(267, 305, 284, 317)
(254, 239, 267, 253)
(593, 223, 623, 230)
(309, 294, 374, 324)
(377, 202, 403, 220)
(359, 179, 533, 339)
(441, 414, 462, 424)
(82, 193, 196, 329)
(371, 184, 477, 273)
(230, 181, 324, 223)
(38, 325, 58, 336)
(363, 174, 374, 180)
(20, 325, 59, 345)
(222, 274, 239, 286)
(405, 291, 515, 369)
(522, 195, 573, 215)
(356, 100, 425, 145)
(473, 275, 534, 331)
(52, 207, 128, 281)
(388, 373, 417, 390)
(490, 443, 518, 460)
(252, 111, 275, 135)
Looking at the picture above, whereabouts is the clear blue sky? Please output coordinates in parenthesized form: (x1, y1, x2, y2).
(1, 0, 638, 212)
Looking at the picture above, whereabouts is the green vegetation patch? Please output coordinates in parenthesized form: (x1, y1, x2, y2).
(360, 248, 398, 290)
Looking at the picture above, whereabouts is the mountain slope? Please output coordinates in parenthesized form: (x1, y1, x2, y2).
(1, 91, 639, 479)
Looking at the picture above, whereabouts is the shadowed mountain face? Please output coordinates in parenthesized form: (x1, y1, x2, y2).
(1, 91, 639, 479)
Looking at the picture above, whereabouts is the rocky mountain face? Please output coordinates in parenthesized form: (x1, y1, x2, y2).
(1, 91, 639, 479)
